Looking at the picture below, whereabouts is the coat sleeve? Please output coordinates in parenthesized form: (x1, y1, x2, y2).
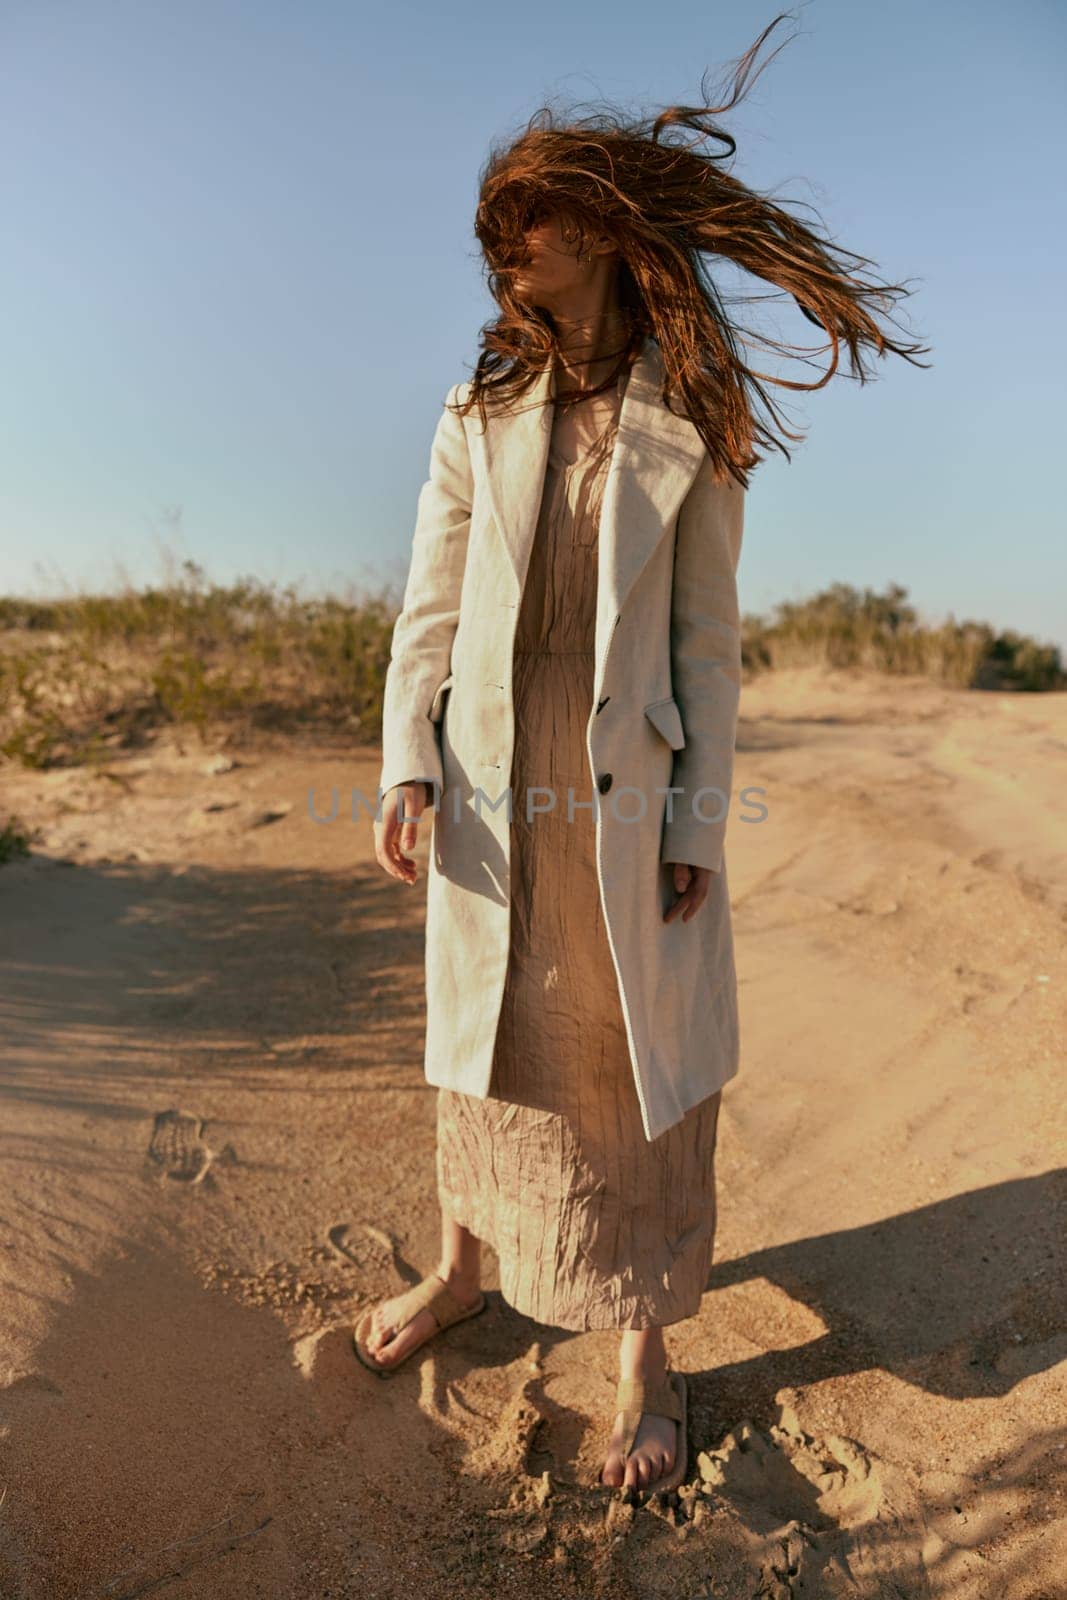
(660, 456, 745, 874)
(378, 383, 473, 798)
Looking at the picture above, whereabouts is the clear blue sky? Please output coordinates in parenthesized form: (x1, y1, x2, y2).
(2, 0, 1064, 654)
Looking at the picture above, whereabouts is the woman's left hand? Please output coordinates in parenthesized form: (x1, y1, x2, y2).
(663, 862, 713, 924)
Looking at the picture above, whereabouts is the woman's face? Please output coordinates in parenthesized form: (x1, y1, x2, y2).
(502, 211, 606, 308)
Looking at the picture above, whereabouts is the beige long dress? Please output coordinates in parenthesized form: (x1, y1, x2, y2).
(435, 366, 722, 1332)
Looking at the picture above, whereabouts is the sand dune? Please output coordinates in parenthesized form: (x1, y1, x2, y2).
(1, 667, 1064, 1599)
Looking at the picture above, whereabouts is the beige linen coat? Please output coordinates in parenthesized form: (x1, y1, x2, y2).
(378, 336, 745, 1142)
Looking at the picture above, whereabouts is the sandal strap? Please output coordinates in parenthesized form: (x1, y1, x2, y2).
(615, 1374, 684, 1424)
(382, 1274, 478, 1338)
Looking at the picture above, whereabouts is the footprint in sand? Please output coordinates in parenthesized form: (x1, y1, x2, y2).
(951, 959, 1019, 1017)
(325, 1220, 397, 1274)
(145, 1110, 236, 1184)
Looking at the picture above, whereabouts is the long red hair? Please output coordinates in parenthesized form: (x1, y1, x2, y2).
(458, 12, 931, 488)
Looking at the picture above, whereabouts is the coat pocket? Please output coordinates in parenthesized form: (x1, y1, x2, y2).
(643, 694, 686, 750)
(429, 673, 455, 724)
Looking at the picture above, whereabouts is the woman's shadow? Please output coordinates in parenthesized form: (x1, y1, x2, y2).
(701, 1168, 1066, 1406)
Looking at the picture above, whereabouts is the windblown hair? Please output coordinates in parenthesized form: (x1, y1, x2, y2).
(456, 11, 931, 489)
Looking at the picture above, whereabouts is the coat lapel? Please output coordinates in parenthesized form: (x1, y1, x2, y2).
(595, 339, 709, 679)
(473, 336, 708, 692)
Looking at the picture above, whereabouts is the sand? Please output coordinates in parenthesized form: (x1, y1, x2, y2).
(0, 665, 1064, 1599)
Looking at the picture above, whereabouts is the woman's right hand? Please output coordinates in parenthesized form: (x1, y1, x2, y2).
(375, 782, 435, 885)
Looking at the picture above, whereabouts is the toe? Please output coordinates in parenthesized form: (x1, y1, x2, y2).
(377, 1308, 435, 1367)
(364, 1306, 399, 1360)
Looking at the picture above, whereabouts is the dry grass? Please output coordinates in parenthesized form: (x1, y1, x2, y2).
(0, 559, 399, 769)
(0, 564, 1062, 773)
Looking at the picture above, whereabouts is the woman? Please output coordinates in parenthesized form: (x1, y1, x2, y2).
(355, 15, 928, 1496)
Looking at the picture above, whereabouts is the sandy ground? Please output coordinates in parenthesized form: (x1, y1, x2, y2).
(0, 664, 1064, 1600)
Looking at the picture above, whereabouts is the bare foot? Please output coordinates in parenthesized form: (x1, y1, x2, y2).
(601, 1332, 678, 1491)
(600, 1405, 678, 1491)
(364, 1269, 482, 1368)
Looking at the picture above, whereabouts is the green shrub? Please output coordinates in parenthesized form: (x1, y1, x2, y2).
(742, 583, 1065, 690)
(0, 815, 34, 864)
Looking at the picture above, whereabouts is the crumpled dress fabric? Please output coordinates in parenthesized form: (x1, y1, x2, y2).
(435, 372, 722, 1332)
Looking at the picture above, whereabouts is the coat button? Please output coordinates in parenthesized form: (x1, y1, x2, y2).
(597, 772, 613, 794)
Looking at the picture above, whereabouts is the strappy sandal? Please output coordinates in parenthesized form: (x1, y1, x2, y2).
(605, 1366, 688, 1496)
(352, 1274, 488, 1378)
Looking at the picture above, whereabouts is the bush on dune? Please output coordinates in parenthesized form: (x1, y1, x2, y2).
(741, 582, 1064, 692)
(0, 560, 399, 768)
(0, 566, 1062, 771)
